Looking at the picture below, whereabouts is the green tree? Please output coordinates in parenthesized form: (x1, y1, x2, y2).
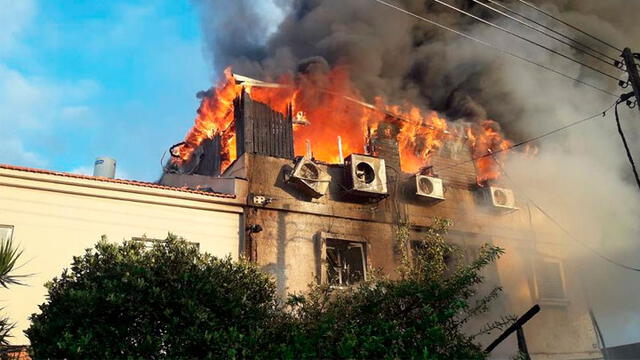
(262, 219, 513, 359)
(26, 235, 278, 359)
(28, 222, 510, 359)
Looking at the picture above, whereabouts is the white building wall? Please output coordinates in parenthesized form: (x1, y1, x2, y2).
(0, 167, 243, 344)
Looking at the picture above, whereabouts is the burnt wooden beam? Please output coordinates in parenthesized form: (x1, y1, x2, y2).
(235, 90, 294, 159)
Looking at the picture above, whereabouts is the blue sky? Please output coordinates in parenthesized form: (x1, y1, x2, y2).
(1, 0, 216, 181)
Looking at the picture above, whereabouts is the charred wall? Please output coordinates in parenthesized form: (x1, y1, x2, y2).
(239, 145, 600, 358)
(241, 145, 531, 278)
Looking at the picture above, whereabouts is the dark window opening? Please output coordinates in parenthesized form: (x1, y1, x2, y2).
(326, 239, 366, 286)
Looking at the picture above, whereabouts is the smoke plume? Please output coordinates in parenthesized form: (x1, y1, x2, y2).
(194, 0, 640, 349)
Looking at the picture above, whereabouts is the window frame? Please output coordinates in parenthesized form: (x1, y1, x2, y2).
(318, 231, 369, 287)
(131, 236, 200, 250)
(533, 257, 569, 306)
(0, 225, 15, 242)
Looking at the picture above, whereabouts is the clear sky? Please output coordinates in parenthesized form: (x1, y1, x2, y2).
(1, 0, 213, 181)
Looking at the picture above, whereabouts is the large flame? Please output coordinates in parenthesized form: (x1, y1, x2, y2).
(175, 67, 243, 170)
(466, 120, 512, 184)
(175, 67, 514, 183)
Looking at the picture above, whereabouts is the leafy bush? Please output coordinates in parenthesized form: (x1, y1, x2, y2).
(261, 219, 512, 359)
(28, 221, 509, 359)
(26, 235, 277, 359)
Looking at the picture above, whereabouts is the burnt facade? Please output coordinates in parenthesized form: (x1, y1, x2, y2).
(162, 95, 603, 360)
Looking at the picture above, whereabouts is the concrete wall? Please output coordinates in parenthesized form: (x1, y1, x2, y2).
(0, 166, 243, 345)
(239, 146, 602, 359)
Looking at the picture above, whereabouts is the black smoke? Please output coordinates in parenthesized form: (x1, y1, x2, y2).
(194, 0, 635, 141)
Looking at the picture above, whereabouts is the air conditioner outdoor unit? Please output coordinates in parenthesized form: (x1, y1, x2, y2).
(286, 157, 330, 198)
(485, 186, 517, 210)
(414, 175, 445, 201)
(344, 154, 388, 197)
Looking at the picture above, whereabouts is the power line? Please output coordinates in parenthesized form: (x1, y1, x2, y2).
(614, 99, 640, 191)
(372, 0, 618, 98)
(436, 101, 618, 173)
(491, 155, 640, 272)
(514, 0, 623, 53)
(432, 0, 621, 81)
(472, 0, 621, 70)
(484, 0, 620, 64)
(331, 101, 617, 194)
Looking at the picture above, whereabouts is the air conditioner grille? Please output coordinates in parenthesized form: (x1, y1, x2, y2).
(355, 162, 375, 184)
(493, 189, 508, 206)
(419, 177, 434, 195)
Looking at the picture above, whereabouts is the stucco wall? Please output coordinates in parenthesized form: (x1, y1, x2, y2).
(0, 168, 243, 345)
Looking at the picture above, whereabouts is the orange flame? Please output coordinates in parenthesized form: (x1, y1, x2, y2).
(176, 67, 514, 182)
(466, 120, 512, 184)
(176, 67, 243, 170)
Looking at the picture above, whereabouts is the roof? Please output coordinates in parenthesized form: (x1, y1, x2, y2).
(0, 164, 236, 199)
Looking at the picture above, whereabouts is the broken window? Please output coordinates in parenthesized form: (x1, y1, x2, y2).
(535, 259, 567, 302)
(326, 239, 366, 286)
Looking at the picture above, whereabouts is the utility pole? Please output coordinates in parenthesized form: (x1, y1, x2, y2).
(617, 48, 640, 191)
(621, 48, 640, 113)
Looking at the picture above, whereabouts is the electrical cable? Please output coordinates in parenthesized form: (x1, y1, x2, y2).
(614, 99, 640, 191)
(432, 0, 621, 81)
(472, 0, 622, 70)
(325, 101, 616, 195)
(484, 0, 620, 64)
(490, 155, 640, 272)
(514, 0, 623, 53)
(372, 0, 618, 98)
(169, 141, 186, 158)
(437, 101, 618, 173)
(301, 100, 617, 195)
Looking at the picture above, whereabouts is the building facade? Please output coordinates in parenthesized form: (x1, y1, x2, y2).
(0, 164, 244, 345)
(161, 93, 603, 359)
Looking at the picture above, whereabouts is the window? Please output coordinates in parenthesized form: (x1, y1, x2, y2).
(534, 259, 568, 304)
(326, 239, 366, 287)
(0, 225, 14, 243)
(410, 240, 456, 266)
(131, 236, 199, 250)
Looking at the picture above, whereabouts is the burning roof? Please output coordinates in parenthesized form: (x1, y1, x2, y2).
(171, 64, 513, 184)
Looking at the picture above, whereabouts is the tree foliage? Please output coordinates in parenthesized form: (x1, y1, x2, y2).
(28, 221, 509, 359)
(26, 236, 278, 359)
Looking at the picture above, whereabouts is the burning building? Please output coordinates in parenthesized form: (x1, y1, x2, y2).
(160, 66, 603, 359)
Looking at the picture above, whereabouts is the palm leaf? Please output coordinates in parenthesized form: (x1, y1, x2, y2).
(0, 312, 15, 346)
(0, 236, 26, 288)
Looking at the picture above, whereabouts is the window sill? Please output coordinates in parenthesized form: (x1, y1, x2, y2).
(538, 298, 570, 307)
